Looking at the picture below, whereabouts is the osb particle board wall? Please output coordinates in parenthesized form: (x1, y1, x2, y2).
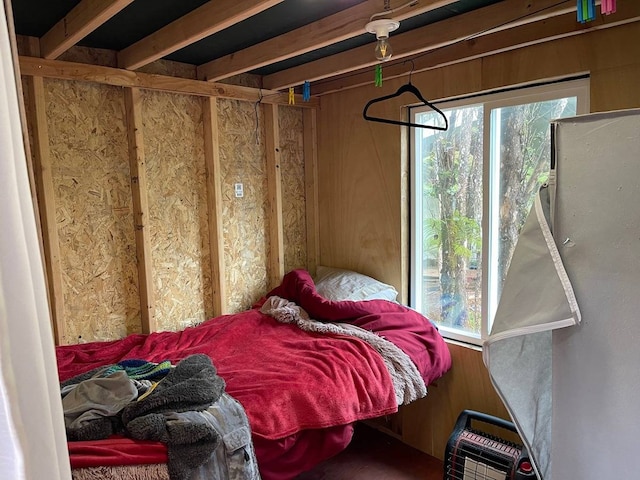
(21, 51, 313, 345)
(217, 98, 270, 313)
(142, 90, 211, 332)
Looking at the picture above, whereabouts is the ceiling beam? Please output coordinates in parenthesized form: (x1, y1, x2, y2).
(40, 0, 133, 59)
(118, 0, 284, 71)
(312, 3, 640, 95)
(197, 0, 458, 82)
(263, 0, 577, 90)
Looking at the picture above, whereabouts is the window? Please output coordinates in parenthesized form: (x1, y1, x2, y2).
(410, 79, 589, 345)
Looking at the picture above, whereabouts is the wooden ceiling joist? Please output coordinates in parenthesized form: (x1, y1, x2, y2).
(118, 0, 284, 71)
(312, 2, 640, 95)
(262, 0, 577, 90)
(197, 0, 457, 82)
(40, 0, 133, 60)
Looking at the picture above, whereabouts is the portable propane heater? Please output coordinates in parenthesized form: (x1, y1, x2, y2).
(444, 410, 537, 480)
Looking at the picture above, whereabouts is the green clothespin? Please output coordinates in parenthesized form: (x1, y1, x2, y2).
(375, 64, 383, 87)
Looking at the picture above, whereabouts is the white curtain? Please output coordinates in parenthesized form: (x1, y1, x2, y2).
(0, 1, 72, 479)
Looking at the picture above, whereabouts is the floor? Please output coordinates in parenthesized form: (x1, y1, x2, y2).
(294, 423, 445, 480)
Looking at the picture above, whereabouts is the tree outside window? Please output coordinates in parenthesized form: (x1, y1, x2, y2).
(411, 80, 586, 344)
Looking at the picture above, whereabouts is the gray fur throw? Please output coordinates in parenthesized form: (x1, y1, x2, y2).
(121, 354, 225, 424)
(122, 354, 226, 480)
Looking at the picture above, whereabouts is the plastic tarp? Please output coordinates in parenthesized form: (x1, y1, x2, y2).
(483, 175, 581, 480)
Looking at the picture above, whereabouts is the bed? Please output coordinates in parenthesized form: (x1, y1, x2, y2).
(56, 268, 452, 480)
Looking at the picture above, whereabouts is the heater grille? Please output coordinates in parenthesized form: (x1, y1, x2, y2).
(444, 410, 536, 480)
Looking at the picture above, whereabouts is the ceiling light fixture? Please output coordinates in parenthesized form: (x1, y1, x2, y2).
(365, 19, 400, 62)
(365, 0, 417, 62)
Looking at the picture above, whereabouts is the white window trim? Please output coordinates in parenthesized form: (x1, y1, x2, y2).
(409, 78, 589, 346)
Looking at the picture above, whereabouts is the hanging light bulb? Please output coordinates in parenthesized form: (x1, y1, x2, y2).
(374, 35, 393, 61)
(366, 19, 400, 62)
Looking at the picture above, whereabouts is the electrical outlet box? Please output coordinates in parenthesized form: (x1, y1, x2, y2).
(234, 183, 244, 198)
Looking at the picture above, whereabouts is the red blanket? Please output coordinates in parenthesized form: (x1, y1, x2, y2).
(267, 269, 452, 386)
(58, 269, 451, 478)
(68, 436, 167, 468)
(57, 307, 396, 440)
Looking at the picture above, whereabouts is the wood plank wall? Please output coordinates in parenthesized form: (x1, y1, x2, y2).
(317, 22, 640, 459)
(17, 39, 318, 345)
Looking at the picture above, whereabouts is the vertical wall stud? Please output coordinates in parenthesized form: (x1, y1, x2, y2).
(124, 87, 156, 333)
(203, 97, 227, 316)
(264, 103, 285, 288)
(23, 37, 66, 344)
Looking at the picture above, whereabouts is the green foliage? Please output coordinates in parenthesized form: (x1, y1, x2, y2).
(425, 210, 480, 263)
(416, 93, 578, 336)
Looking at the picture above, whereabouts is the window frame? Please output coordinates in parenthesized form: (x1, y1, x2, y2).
(409, 78, 590, 345)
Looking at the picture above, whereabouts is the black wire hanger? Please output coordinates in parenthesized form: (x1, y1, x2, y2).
(362, 61, 448, 130)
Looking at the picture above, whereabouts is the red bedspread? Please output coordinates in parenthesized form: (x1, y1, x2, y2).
(57, 269, 451, 478)
(57, 309, 397, 441)
(267, 269, 452, 386)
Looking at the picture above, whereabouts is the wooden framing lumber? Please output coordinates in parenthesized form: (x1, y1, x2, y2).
(24, 67, 66, 344)
(123, 87, 156, 334)
(202, 97, 227, 317)
(312, 2, 640, 95)
(263, 0, 577, 90)
(118, 0, 284, 70)
(40, 0, 133, 60)
(264, 104, 285, 288)
(19, 55, 318, 108)
(197, 0, 457, 82)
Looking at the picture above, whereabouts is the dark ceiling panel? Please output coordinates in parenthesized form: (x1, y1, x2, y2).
(165, 0, 365, 65)
(12, 0, 80, 36)
(81, 0, 210, 50)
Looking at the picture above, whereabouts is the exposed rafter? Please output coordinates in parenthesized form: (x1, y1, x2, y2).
(14, 0, 640, 96)
(197, 0, 458, 82)
(312, 2, 640, 95)
(40, 0, 133, 59)
(118, 0, 284, 71)
(262, 0, 577, 90)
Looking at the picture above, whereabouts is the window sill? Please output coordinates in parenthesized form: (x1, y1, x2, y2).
(444, 337, 483, 353)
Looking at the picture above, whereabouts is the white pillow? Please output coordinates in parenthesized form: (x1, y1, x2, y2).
(314, 265, 398, 302)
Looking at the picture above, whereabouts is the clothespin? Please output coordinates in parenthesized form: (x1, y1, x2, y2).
(586, 0, 595, 21)
(303, 81, 311, 102)
(375, 64, 383, 87)
(601, 0, 616, 15)
(577, 0, 583, 22)
(288, 87, 295, 105)
(577, 0, 596, 23)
